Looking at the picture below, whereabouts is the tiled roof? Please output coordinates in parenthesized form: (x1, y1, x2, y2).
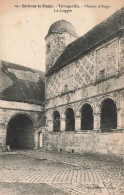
(46, 7, 124, 76)
(0, 61, 45, 105)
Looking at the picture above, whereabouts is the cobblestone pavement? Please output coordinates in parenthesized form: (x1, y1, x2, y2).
(0, 150, 123, 195)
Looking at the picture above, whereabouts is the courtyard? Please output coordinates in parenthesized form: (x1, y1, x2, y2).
(0, 150, 123, 195)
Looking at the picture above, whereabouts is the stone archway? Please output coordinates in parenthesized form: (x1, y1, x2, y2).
(65, 108, 75, 131)
(81, 104, 93, 130)
(101, 98, 117, 132)
(6, 114, 34, 149)
(53, 111, 60, 132)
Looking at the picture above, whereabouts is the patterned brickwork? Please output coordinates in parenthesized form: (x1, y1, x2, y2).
(46, 38, 123, 100)
(46, 52, 95, 99)
(96, 39, 118, 78)
(62, 64, 75, 91)
(74, 52, 95, 87)
(46, 72, 62, 99)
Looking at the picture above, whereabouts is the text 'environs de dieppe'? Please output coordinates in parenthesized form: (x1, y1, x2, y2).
(14, 4, 111, 12)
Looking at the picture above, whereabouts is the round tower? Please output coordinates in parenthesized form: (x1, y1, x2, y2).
(45, 20, 78, 73)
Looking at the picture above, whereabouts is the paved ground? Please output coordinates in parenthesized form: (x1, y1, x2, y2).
(0, 150, 123, 195)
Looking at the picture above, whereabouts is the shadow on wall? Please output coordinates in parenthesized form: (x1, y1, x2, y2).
(6, 114, 34, 150)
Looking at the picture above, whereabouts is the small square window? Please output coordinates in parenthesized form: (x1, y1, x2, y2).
(100, 69, 105, 79)
(46, 44, 50, 53)
(64, 84, 68, 91)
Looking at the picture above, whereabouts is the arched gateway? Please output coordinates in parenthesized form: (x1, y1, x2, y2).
(6, 114, 34, 149)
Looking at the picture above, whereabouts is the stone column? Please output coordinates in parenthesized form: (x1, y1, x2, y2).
(75, 115, 81, 131)
(61, 117, 66, 132)
(0, 126, 7, 151)
(47, 120, 53, 132)
(93, 113, 101, 132)
(34, 131, 38, 150)
(117, 108, 124, 130)
(0, 109, 7, 151)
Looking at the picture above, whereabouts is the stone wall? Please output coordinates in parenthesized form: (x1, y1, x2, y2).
(46, 50, 95, 99)
(45, 33, 124, 156)
(45, 33, 76, 72)
(44, 131, 123, 157)
(45, 85, 124, 130)
(0, 100, 45, 150)
(119, 33, 124, 72)
(46, 36, 124, 100)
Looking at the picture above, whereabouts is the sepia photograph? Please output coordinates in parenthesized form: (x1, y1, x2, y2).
(0, 0, 124, 194)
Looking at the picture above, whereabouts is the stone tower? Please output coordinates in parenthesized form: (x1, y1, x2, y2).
(45, 20, 78, 73)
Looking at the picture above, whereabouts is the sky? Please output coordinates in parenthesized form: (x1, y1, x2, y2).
(0, 0, 123, 72)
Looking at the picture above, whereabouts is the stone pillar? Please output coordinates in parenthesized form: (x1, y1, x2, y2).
(34, 131, 38, 150)
(0, 125, 7, 151)
(61, 117, 66, 131)
(47, 120, 53, 132)
(117, 108, 124, 130)
(75, 116, 81, 131)
(93, 113, 101, 132)
(0, 108, 7, 151)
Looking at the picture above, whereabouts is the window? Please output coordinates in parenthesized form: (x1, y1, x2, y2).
(100, 69, 105, 79)
(81, 104, 93, 130)
(101, 99, 117, 132)
(46, 44, 50, 53)
(53, 111, 60, 132)
(64, 84, 68, 92)
(65, 108, 75, 131)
